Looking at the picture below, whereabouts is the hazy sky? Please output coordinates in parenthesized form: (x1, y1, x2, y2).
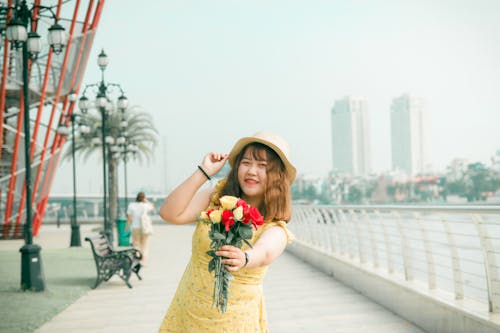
(52, 0, 500, 195)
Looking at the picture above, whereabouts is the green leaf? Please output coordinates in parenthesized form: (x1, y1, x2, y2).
(206, 250, 216, 257)
(238, 225, 253, 239)
(208, 259, 215, 273)
(212, 232, 226, 240)
(226, 231, 234, 244)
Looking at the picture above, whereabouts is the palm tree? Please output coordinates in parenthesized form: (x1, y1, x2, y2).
(64, 105, 158, 225)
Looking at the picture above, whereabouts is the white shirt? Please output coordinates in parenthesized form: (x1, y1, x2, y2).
(127, 201, 154, 230)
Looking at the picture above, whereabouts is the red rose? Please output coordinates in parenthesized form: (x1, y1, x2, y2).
(221, 210, 235, 232)
(244, 206, 264, 229)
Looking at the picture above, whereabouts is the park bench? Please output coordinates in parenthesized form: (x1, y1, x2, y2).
(85, 232, 142, 288)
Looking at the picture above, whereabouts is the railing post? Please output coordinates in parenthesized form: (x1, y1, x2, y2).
(312, 207, 323, 249)
(375, 210, 393, 274)
(472, 214, 499, 312)
(302, 208, 313, 245)
(393, 211, 413, 281)
(349, 209, 365, 264)
(363, 209, 378, 268)
(318, 208, 330, 251)
(338, 209, 355, 259)
(331, 209, 345, 256)
(414, 212, 435, 289)
(325, 209, 336, 254)
(442, 217, 464, 300)
(317, 208, 333, 253)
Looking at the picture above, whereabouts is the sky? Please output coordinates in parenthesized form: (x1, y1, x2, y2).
(52, 0, 500, 195)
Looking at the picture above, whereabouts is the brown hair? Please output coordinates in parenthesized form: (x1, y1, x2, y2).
(220, 143, 292, 222)
(136, 192, 145, 202)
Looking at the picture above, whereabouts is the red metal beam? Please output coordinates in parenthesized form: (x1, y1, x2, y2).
(33, 0, 105, 235)
(13, 5, 45, 233)
(4, 91, 25, 237)
(25, 0, 77, 236)
(31, 0, 82, 212)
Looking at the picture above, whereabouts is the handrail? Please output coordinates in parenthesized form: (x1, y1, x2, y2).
(308, 204, 500, 214)
(289, 205, 500, 314)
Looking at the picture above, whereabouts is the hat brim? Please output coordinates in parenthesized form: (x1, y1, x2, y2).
(228, 137, 296, 183)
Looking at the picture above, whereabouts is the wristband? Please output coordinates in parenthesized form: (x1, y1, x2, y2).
(197, 165, 211, 180)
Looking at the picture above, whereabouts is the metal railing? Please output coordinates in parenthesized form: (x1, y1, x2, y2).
(289, 205, 500, 313)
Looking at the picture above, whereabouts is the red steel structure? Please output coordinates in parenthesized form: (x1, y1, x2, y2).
(0, 0, 106, 239)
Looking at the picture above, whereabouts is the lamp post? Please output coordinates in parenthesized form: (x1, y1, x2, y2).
(123, 148, 128, 212)
(115, 125, 137, 215)
(5, 0, 68, 291)
(123, 142, 138, 214)
(68, 107, 81, 247)
(78, 50, 128, 244)
(57, 93, 83, 247)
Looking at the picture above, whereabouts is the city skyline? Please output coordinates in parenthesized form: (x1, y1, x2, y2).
(51, 0, 500, 194)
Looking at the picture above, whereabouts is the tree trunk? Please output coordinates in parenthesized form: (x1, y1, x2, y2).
(108, 157, 118, 223)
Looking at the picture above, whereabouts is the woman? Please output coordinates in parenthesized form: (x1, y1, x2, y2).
(126, 191, 154, 266)
(158, 131, 296, 333)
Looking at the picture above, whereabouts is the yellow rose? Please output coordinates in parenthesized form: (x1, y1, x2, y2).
(233, 206, 243, 220)
(219, 196, 238, 210)
(209, 209, 222, 223)
(200, 211, 209, 220)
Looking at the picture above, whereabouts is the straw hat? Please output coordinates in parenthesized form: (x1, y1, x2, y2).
(228, 131, 297, 183)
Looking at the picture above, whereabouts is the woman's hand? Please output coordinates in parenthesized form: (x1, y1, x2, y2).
(200, 152, 229, 178)
(216, 245, 246, 272)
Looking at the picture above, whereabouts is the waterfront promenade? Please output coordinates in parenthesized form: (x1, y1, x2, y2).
(29, 223, 425, 333)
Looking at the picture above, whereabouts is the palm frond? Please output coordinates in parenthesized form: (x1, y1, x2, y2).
(64, 104, 159, 165)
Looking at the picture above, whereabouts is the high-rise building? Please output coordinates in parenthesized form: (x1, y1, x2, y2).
(390, 94, 429, 176)
(331, 96, 370, 176)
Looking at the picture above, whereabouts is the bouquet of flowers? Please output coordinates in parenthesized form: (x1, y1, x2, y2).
(198, 195, 264, 313)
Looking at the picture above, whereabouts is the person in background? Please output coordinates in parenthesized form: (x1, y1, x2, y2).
(126, 191, 154, 266)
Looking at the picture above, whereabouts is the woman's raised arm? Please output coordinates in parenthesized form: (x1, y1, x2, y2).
(159, 152, 228, 224)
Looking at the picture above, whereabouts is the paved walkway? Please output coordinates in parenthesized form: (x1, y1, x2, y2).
(34, 223, 426, 333)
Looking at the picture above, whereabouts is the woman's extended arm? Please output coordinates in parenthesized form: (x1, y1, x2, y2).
(125, 214, 131, 232)
(216, 226, 288, 271)
(159, 152, 228, 225)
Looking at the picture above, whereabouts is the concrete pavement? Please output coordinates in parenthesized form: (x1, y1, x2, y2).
(33, 223, 426, 333)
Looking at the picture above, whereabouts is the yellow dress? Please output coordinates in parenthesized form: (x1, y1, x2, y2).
(158, 218, 293, 333)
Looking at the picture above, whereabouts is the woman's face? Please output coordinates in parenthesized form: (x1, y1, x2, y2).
(237, 147, 268, 206)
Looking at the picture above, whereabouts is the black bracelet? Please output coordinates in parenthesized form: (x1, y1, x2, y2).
(197, 165, 211, 180)
(243, 251, 249, 267)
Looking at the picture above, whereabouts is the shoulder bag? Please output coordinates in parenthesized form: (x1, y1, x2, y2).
(141, 208, 153, 235)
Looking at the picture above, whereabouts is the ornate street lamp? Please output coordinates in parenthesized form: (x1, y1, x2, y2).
(5, 0, 68, 291)
(78, 50, 128, 244)
(56, 92, 81, 247)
